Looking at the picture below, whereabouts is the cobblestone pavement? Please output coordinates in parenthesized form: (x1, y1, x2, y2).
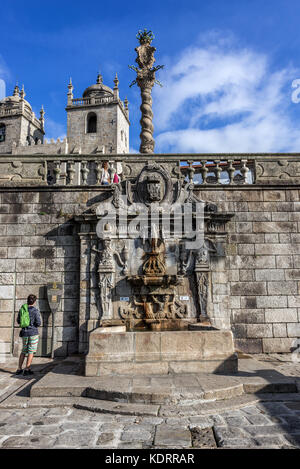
(0, 401, 300, 448)
(0, 356, 300, 449)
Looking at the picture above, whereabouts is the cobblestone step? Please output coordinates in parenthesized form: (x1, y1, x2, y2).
(31, 372, 299, 405)
(74, 398, 160, 416)
(31, 371, 245, 404)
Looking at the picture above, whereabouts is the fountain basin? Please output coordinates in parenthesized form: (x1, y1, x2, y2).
(127, 274, 179, 287)
(85, 327, 238, 376)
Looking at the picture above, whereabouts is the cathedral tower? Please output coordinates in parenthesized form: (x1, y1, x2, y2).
(0, 85, 44, 154)
(66, 73, 129, 154)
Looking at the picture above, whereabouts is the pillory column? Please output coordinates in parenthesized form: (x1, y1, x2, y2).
(129, 29, 164, 154)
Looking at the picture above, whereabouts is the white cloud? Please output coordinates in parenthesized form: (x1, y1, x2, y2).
(0, 54, 11, 100)
(129, 146, 139, 154)
(153, 36, 300, 153)
(44, 117, 66, 141)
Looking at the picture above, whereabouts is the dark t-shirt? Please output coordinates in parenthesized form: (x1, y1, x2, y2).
(17, 305, 42, 337)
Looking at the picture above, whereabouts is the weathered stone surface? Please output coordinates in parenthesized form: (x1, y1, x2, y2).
(257, 296, 287, 308)
(1, 436, 56, 448)
(247, 324, 273, 338)
(267, 281, 297, 295)
(0, 286, 14, 300)
(255, 269, 285, 281)
(97, 433, 115, 445)
(273, 323, 287, 338)
(245, 414, 272, 425)
(262, 338, 295, 353)
(214, 425, 247, 445)
(235, 339, 263, 353)
(253, 222, 297, 233)
(243, 425, 290, 436)
(190, 427, 217, 448)
(121, 429, 152, 442)
(16, 259, 45, 273)
(231, 282, 267, 296)
(53, 431, 96, 447)
(0, 170, 300, 357)
(265, 308, 298, 323)
(287, 323, 300, 337)
(154, 424, 191, 447)
(86, 329, 236, 376)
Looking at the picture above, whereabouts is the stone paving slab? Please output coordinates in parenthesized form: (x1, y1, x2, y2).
(0, 400, 299, 448)
(154, 424, 191, 447)
(29, 356, 300, 406)
(0, 354, 300, 449)
(190, 426, 217, 448)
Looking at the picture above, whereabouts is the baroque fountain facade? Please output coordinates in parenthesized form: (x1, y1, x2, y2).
(76, 157, 237, 375)
(75, 30, 237, 375)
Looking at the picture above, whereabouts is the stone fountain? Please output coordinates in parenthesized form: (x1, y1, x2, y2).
(82, 31, 238, 376)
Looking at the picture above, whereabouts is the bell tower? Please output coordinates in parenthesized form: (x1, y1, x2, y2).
(66, 73, 130, 154)
(0, 84, 45, 154)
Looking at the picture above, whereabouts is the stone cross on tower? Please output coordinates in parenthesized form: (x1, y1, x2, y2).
(129, 29, 164, 154)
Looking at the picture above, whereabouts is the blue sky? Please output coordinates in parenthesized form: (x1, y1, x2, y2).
(1, 0, 300, 152)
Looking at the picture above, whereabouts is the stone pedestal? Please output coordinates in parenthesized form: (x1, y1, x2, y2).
(85, 327, 238, 376)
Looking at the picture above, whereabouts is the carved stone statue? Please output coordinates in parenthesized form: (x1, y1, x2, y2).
(195, 272, 208, 318)
(98, 273, 113, 319)
(92, 239, 114, 319)
(153, 294, 175, 319)
(92, 239, 114, 268)
(134, 295, 156, 320)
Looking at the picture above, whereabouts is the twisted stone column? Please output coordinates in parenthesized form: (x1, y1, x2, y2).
(139, 83, 155, 153)
(129, 30, 163, 154)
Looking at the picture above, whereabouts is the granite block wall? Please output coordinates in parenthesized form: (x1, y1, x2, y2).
(197, 187, 300, 354)
(0, 186, 299, 357)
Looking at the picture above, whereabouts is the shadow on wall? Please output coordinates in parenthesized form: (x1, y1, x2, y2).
(19, 218, 81, 359)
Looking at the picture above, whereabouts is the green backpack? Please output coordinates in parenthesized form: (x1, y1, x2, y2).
(19, 304, 30, 328)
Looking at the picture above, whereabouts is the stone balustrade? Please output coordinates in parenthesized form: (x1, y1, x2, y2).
(0, 108, 15, 116)
(71, 98, 91, 106)
(71, 96, 114, 107)
(0, 153, 300, 186)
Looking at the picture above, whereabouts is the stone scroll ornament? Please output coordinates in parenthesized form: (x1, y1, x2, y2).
(129, 29, 164, 153)
(92, 240, 114, 320)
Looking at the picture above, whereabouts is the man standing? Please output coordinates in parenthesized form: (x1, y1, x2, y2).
(15, 294, 41, 376)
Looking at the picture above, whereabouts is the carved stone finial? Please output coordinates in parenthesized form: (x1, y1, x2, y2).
(114, 73, 119, 88)
(39, 105, 45, 130)
(67, 78, 73, 105)
(13, 84, 20, 97)
(20, 85, 25, 100)
(97, 73, 103, 85)
(129, 29, 164, 154)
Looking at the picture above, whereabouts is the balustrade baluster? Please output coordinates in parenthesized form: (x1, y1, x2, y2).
(81, 161, 89, 185)
(95, 161, 102, 185)
(53, 161, 61, 185)
(67, 161, 75, 185)
(228, 160, 235, 185)
(201, 160, 208, 184)
(188, 161, 195, 183)
(241, 159, 249, 184)
(215, 160, 222, 184)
